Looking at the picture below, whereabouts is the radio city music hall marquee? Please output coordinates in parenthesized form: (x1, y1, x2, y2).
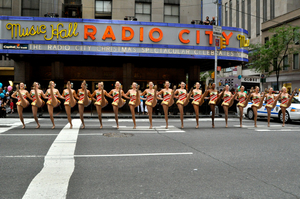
(0, 16, 249, 61)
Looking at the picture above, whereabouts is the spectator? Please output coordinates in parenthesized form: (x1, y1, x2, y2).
(204, 16, 210, 25)
(10, 98, 14, 114)
(137, 90, 145, 115)
(210, 16, 216, 25)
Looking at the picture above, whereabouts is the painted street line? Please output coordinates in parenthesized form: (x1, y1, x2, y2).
(22, 119, 81, 199)
(74, 152, 193, 157)
(0, 134, 58, 136)
(0, 119, 35, 134)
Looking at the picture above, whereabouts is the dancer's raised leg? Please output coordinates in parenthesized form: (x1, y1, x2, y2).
(49, 82, 58, 107)
(67, 81, 76, 108)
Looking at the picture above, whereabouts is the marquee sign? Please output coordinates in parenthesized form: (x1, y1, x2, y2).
(0, 16, 249, 61)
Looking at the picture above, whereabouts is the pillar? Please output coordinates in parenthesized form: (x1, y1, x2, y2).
(82, 0, 95, 19)
(51, 61, 64, 90)
(152, 0, 164, 22)
(122, 63, 134, 91)
(188, 65, 201, 89)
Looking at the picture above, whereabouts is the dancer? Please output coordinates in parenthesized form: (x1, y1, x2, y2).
(107, 81, 126, 129)
(77, 80, 92, 129)
(221, 85, 238, 128)
(11, 83, 29, 129)
(235, 86, 251, 128)
(124, 82, 141, 129)
(62, 81, 78, 129)
(141, 82, 157, 129)
(45, 81, 64, 129)
(207, 83, 224, 128)
(265, 87, 281, 127)
(91, 82, 112, 128)
(191, 82, 208, 128)
(29, 82, 46, 128)
(174, 82, 193, 129)
(157, 81, 176, 129)
(280, 87, 297, 127)
(249, 86, 266, 127)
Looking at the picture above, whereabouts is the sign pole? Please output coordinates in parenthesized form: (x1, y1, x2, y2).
(214, 1, 218, 86)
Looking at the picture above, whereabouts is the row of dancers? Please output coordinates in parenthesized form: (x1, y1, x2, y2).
(11, 80, 297, 129)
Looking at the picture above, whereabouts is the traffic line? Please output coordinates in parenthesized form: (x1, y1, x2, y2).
(0, 119, 35, 134)
(22, 119, 81, 199)
(0, 134, 58, 136)
(74, 152, 193, 157)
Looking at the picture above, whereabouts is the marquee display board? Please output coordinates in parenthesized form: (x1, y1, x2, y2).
(0, 16, 249, 62)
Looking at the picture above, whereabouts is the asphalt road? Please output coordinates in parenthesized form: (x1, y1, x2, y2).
(0, 117, 300, 199)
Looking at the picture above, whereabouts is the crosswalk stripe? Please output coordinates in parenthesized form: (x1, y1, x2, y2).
(22, 119, 81, 199)
(0, 119, 35, 134)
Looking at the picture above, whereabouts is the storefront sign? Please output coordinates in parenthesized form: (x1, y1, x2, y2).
(242, 77, 260, 83)
(3, 43, 28, 50)
(0, 16, 249, 61)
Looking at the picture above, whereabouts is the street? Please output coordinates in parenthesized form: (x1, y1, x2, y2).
(0, 117, 300, 199)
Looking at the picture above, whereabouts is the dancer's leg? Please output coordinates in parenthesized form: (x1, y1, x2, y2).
(83, 82, 90, 107)
(96, 105, 103, 129)
(177, 104, 184, 128)
(47, 105, 55, 129)
(267, 107, 271, 127)
(151, 86, 157, 107)
(147, 106, 153, 129)
(113, 105, 119, 128)
(32, 106, 40, 128)
(210, 104, 215, 128)
(129, 105, 136, 129)
(163, 104, 169, 128)
(193, 104, 199, 128)
(252, 106, 257, 127)
(281, 107, 286, 127)
(50, 85, 58, 108)
(17, 105, 25, 128)
(287, 89, 297, 107)
(223, 106, 228, 127)
(78, 104, 85, 129)
(65, 105, 73, 129)
(68, 82, 76, 108)
(34, 85, 42, 107)
(238, 106, 243, 128)
(16, 86, 29, 108)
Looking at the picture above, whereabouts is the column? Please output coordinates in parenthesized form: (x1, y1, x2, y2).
(152, 0, 164, 22)
(188, 65, 200, 89)
(51, 61, 64, 90)
(82, 0, 95, 19)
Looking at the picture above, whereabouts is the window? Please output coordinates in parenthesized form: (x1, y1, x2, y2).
(283, 55, 289, 71)
(263, 0, 267, 22)
(294, 28, 299, 45)
(241, 0, 245, 29)
(247, 0, 251, 38)
(0, 0, 12, 15)
(225, 2, 228, 26)
(229, 0, 232, 27)
(270, 0, 275, 19)
(164, 2, 179, 23)
(22, 0, 39, 16)
(264, 37, 269, 47)
(293, 54, 299, 70)
(236, 0, 239, 28)
(135, 2, 151, 22)
(96, 0, 111, 13)
(256, 0, 260, 36)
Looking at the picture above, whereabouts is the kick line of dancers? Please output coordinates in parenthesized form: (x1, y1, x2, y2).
(11, 80, 297, 129)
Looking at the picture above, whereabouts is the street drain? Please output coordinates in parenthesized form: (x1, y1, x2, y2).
(103, 132, 134, 138)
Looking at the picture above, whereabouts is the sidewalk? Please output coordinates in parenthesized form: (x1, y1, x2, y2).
(5, 110, 237, 119)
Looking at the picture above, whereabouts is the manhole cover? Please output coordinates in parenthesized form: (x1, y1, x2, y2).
(103, 132, 134, 138)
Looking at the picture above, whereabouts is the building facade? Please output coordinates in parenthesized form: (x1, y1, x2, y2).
(221, 0, 300, 91)
(261, 8, 300, 92)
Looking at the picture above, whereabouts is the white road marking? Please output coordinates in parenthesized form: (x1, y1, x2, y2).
(0, 119, 35, 134)
(0, 134, 58, 136)
(165, 131, 185, 133)
(22, 119, 81, 199)
(120, 131, 157, 134)
(74, 152, 193, 157)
